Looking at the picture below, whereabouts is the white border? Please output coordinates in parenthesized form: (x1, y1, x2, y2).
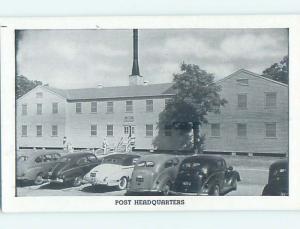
(1, 16, 300, 212)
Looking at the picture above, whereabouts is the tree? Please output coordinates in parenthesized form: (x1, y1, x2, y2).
(262, 56, 288, 84)
(153, 63, 227, 153)
(16, 75, 43, 98)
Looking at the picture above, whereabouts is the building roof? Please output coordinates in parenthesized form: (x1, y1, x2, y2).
(46, 83, 175, 101)
(216, 69, 288, 87)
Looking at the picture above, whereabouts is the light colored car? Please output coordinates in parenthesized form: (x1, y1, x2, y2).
(84, 153, 140, 190)
(17, 150, 62, 185)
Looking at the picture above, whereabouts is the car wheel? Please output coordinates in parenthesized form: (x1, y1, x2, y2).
(210, 185, 220, 196)
(161, 182, 171, 196)
(34, 173, 44, 185)
(72, 176, 83, 187)
(117, 177, 128, 190)
(231, 177, 238, 190)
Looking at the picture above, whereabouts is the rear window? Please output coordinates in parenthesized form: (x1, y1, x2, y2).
(17, 156, 28, 162)
(180, 159, 215, 170)
(137, 161, 155, 167)
(103, 155, 139, 166)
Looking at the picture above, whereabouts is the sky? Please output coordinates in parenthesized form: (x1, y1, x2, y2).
(16, 29, 288, 89)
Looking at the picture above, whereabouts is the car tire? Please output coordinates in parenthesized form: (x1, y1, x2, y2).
(161, 182, 171, 196)
(210, 185, 220, 196)
(34, 173, 44, 185)
(117, 177, 128, 190)
(231, 177, 238, 191)
(72, 176, 83, 187)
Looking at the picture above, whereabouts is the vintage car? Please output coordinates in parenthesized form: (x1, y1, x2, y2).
(172, 155, 241, 196)
(126, 154, 183, 195)
(17, 150, 62, 185)
(83, 153, 140, 190)
(262, 159, 288, 196)
(47, 152, 100, 187)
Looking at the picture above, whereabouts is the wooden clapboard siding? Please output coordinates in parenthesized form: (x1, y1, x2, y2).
(203, 69, 288, 155)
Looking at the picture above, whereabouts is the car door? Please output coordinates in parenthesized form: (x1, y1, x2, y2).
(85, 154, 100, 173)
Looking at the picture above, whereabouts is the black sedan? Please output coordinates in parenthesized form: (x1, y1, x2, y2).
(172, 155, 241, 196)
(47, 152, 101, 187)
(262, 159, 288, 196)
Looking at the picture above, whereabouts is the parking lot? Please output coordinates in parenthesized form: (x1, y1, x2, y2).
(16, 154, 281, 196)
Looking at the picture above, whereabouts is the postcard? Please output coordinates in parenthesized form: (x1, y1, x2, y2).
(1, 16, 300, 212)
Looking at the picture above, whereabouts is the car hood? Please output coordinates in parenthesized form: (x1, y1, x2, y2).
(17, 161, 30, 176)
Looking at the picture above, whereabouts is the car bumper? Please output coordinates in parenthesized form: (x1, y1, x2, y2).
(169, 191, 209, 196)
(83, 177, 119, 186)
(47, 178, 64, 183)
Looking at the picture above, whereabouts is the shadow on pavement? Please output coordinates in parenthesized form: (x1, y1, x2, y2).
(81, 185, 119, 193)
(39, 182, 72, 190)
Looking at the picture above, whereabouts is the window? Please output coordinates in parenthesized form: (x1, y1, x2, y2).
(107, 124, 113, 136)
(265, 122, 276, 137)
(91, 125, 97, 136)
(265, 92, 277, 108)
(107, 101, 113, 113)
(237, 94, 247, 109)
(124, 126, 129, 134)
(76, 102, 82, 113)
(146, 100, 153, 112)
(164, 125, 172, 136)
(52, 103, 58, 114)
(126, 101, 133, 113)
(36, 125, 42, 137)
(21, 125, 27, 137)
(91, 102, 97, 113)
(22, 104, 27, 115)
(52, 125, 58, 136)
(36, 92, 43, 98)
(37, 104, 42, 115)
(211, 123, 220, 137)
(146, 124, 153, 137)
(237, 123, 247, 137)
(237, 79, 249, 86)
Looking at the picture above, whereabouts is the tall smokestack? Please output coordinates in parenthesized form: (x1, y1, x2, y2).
(129, 29, 144, 86)
(131, 29, 140, 76)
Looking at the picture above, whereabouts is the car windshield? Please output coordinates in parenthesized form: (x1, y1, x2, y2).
(102, 156, 125, 165)
(270, 167, 288, 181)
(17, 156, 28, 162)
(102, 155, 139, 166)
(58, 157, 72, 163)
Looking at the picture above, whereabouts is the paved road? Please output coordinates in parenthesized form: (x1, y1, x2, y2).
(17, 166, 269, 196)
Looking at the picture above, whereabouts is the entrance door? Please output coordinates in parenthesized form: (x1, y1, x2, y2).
(124, 125, 135, 138)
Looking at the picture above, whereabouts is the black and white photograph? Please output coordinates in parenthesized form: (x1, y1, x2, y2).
(1, 16, 299, 212)
(14, 27, 288, 197)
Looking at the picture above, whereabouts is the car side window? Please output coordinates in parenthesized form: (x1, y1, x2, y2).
(173, 158, 180, 166)
(35, 156, 43, 163)
(77, 157, 88, 165)
(44, 154, 52, 162)
(52, 153, 61, 161)
(165, 160, 173, 168)
(87, 155, 98, 163)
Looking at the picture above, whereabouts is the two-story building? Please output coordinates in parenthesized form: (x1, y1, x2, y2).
(16, 30, 288, 156)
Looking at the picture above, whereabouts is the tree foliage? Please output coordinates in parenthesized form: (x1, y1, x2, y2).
(153, 63, 227, 153)
(262, 56, 288, 84)
(16, 75, 43, 98)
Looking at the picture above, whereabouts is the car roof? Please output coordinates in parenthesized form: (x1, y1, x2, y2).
(103, 153, 140, 159)
(270, 159, 288, 169)
(60, 152, 96, 159)
(182, 154, 225, 162)
(138, 154, 182, 163)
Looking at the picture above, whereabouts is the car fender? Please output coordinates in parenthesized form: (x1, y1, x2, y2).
(155, 175, 173, 191)
(231, 171, 241, 181)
